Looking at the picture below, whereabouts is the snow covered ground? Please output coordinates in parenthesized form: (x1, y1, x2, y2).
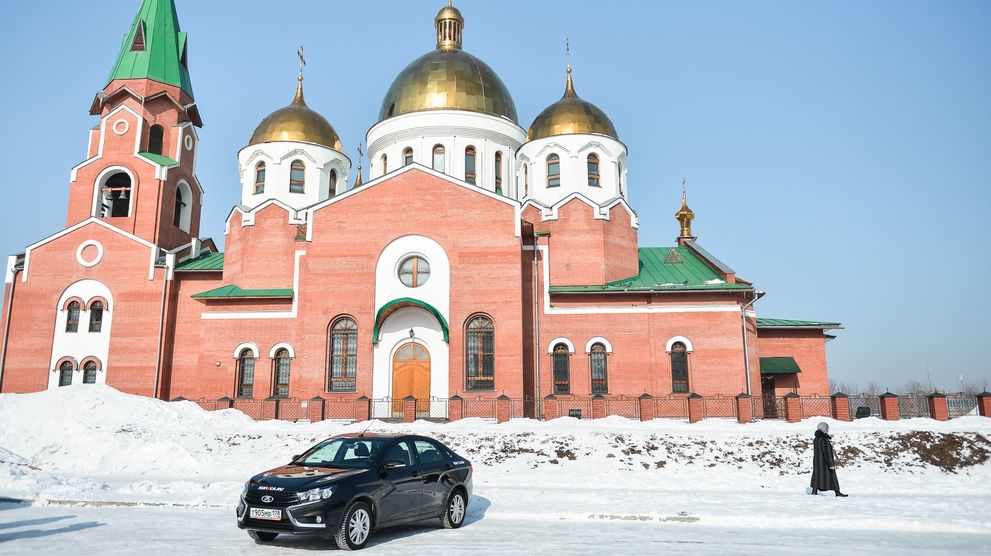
(1, 386, 989, 554)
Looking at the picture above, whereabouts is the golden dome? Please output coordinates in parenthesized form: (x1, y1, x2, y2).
(377, 3, 517, 123)
(526, 67, 618, 141)
(249, 78, 343, 151)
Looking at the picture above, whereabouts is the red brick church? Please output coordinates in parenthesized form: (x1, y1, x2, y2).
(0, 0, 840, 419)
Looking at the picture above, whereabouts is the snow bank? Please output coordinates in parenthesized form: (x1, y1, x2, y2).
(1, 385, 989, 506)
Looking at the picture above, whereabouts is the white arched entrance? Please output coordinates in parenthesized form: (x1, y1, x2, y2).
(372, 307, 449, 418)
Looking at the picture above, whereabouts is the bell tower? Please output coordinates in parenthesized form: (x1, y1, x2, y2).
(66, 0, 204, 250)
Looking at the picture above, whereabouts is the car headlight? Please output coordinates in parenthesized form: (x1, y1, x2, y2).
(299, 487, 333, 502)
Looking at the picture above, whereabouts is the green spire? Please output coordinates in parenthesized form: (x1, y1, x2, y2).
(105, 0, 194, 98)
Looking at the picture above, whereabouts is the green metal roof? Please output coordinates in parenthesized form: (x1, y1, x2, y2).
(757, 318, 842, 330)
(106, 0, 194, 98)
(138, 151, 179, 167)
(175, 252, 224, 271)
(548, 247, 752, 293)
(760, 356, 802, 375)
(192, 285, 293, 299)
(373, 298, 450, 345)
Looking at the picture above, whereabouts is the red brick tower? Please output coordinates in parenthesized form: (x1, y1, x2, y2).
(66, 0, 204, 251)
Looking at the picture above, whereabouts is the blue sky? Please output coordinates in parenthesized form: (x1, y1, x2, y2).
(1, 0, 988, 392)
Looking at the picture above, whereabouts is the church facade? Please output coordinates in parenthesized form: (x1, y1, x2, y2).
(0, 1, 840, 419)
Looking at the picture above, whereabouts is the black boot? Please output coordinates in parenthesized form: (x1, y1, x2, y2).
(810, 489, 818, 495)
(835, 492, 848, 497)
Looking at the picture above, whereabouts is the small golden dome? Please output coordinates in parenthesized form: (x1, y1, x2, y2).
(675, 190, 696, 238)
(249, 78, 343, 151)
(378, 3, 517, 123)
(526, 67, 618, 141)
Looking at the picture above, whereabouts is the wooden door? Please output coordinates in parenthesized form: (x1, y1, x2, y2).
(392, 343, 430, 415)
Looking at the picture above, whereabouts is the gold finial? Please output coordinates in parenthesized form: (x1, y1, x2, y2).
(354, 143, 363, 187)
(675, 178, 696, 238)
(293, 46, 306, 105)
(435, 2, 464, 50)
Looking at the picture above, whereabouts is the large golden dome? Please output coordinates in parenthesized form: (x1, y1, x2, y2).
(527, 68, 618, 141)
(377, 4, 517, 123)
(249, 79, 343, 151)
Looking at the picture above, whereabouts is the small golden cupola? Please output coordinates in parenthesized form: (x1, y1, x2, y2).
(249, 58, 343, 151)
(526, 65, 619, 141)
(675, 188, 696, 243)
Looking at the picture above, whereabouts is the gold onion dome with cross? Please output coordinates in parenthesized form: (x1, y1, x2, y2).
(377, 2, 518, 123)
(248, 56, 343, 151)
(527, 66, 618, 141)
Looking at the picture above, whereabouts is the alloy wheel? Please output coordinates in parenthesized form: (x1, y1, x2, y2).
(349, 508, 371, 545)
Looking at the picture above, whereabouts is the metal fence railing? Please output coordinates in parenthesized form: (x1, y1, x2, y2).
(463, 397, 497, 419)
(604, 396, 640, 419)
(800, 395, 832, 419)
(752, 396, 785, 420)
(654, 395, 689, 419)
(898, 394, 930, 419)
(848, 394, 881, 419)
(947, 394, 978, 418)
(703, 394, 737, 419)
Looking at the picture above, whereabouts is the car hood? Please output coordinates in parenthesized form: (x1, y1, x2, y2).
(251, 464, 369, 491)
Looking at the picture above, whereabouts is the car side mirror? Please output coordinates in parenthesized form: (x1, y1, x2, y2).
(382, 460, 406, 470)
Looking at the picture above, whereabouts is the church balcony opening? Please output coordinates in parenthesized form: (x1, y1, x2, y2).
(100, 172, 132, 218)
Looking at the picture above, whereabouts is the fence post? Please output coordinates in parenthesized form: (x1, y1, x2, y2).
(783, 393, 801, 422)
(217, 396, 234, 409)
(687, 393, 703, 423)
(448, 395, 463, 422)
(308, 396, 325, 422)
(265, 396, 281, 420)
(355, 396, 370, 422)
(542, 394, 557, 421)
(638, 394, 654, 422)
(879, 392, 900, 420)
(591, 395, 606, 419)
(171, 396, 188, 402)
(976, 392, 991, 418)
(735, 393, 752, 424)
(402, 396, 416, 423)
(496, 395, 510, 423)
(830, 392, 851, 421)
(926, 392, 948, 421)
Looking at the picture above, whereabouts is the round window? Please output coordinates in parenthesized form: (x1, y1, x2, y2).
(398, 256, 430, 288)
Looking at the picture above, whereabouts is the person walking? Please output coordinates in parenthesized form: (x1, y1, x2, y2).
(810, 422, 848, 497)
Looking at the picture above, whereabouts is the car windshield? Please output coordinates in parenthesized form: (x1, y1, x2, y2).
(295, 437, 391, 469)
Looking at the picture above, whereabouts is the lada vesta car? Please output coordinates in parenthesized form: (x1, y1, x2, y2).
(237, 433, 472, 550)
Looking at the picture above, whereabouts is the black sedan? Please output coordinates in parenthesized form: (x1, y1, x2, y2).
(236, 433, 472, 550)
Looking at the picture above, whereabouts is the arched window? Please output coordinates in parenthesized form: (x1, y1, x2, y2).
(523, 164, 529, 197)
(173, 186, 187, 228)
(236, 348, 255, 398)
(254, 162, 266, 194)
(495, 151, 503, 193)
(403, 147, 414, 166)
(547, 154, 561, 188)
(83, 361, 98, 384)
(465, 316, 494, 390)
(553, 343, 570, 394)
(148, 125, 164, 155)
(617, 162, 624, 196)
(88, 300, 104, 333)
(464, 146, 477, 185)
(58, 361, 74, 387)
(590, 343, 608, 394)
(289, 160, 306, 193)
(381, 153, 388, 174)
(66, 301, 81, 333)
(102, 172, 132, 218)
(587, 154, 600, 187)
(432, 144, 445, 172)
(671, 342, 689, 393)
(329, 169, 338, 197)
(273, 348, 291, 397)
(328, 317, 358, 392)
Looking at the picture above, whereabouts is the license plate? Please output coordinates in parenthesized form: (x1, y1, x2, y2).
(249, 507, 282, 521)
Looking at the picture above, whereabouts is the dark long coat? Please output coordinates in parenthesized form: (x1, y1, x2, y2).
(810, 429, 841, 492)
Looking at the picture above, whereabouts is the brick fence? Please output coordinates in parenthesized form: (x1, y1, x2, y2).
(172, 391, 991, 424)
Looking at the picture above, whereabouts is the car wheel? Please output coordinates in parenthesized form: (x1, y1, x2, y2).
(441, 489, 467, 529)
(335, 501, 373, 550)
(248, 530, 278, 542)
